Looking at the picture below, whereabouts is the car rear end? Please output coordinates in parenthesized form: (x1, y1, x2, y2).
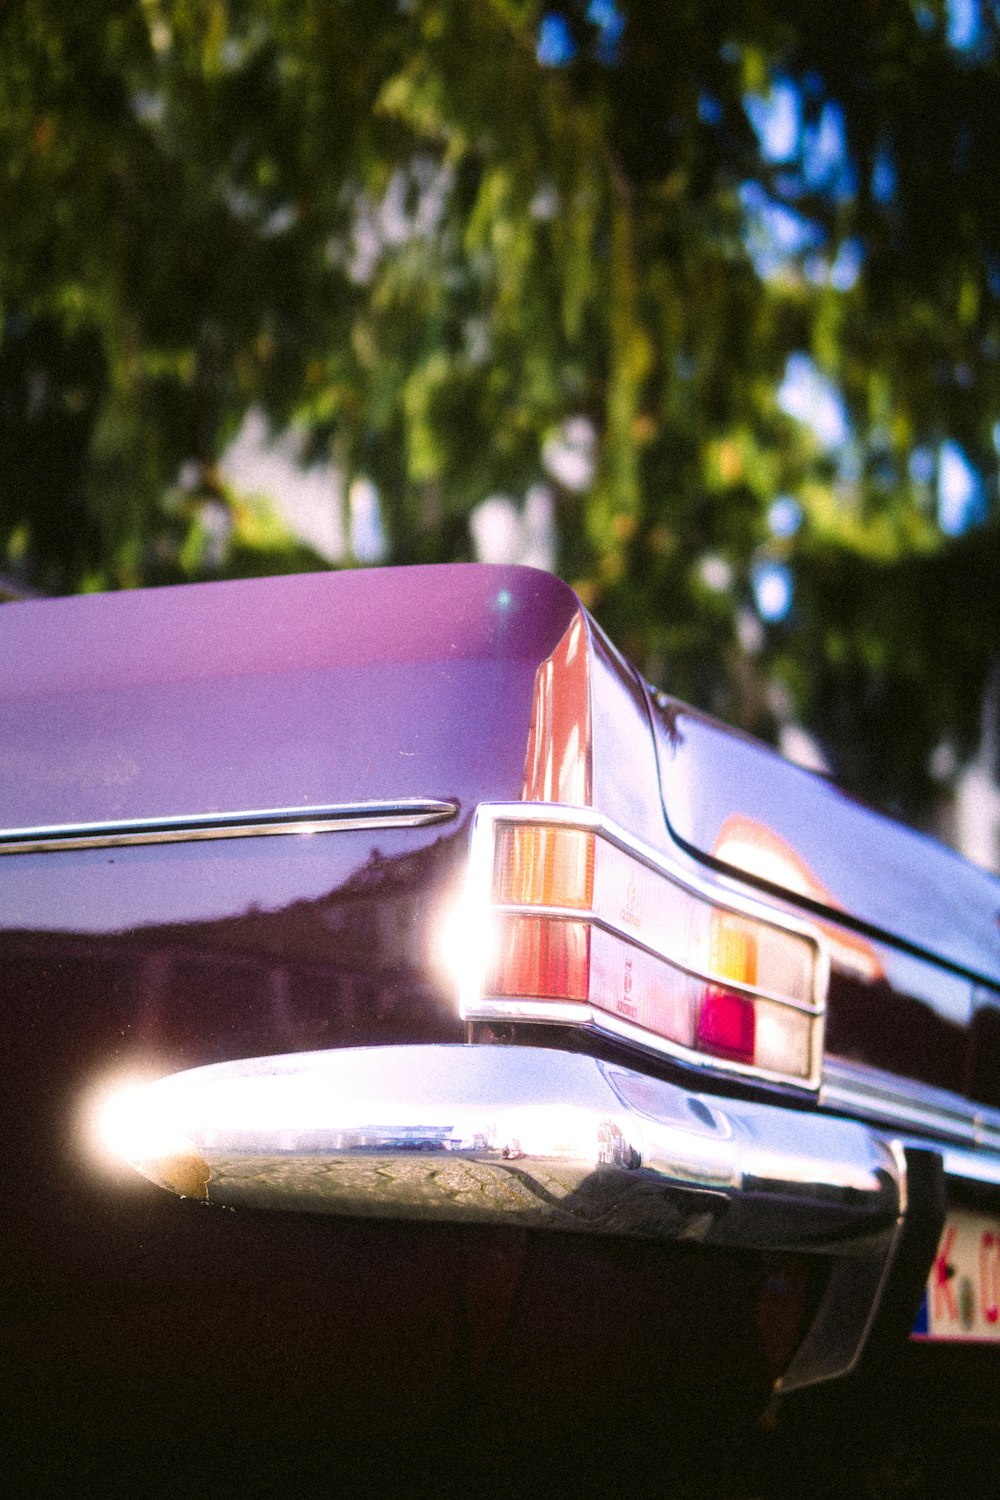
(2, 562, 998, 1495)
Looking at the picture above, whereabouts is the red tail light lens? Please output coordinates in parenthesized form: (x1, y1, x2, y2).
(486, 914, 591, 1001)
(696, 988, 756, 1065)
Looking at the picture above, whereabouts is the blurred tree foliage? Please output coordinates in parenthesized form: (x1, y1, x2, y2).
(2, 0, 999, 824)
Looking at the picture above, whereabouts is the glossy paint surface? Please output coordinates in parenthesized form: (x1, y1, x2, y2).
(0, 564, 580, 830)
(587, 621, 669, 847)
(1, 826, 460, 1467)
(823, 937, 972, 1096)
(649, 696, 1000, 984)
(641, 693, 1000, 1106)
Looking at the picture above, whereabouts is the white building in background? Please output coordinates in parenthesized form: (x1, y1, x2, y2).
(951, 668, 1000, 875)
(222, 407, 566, 575)
(468, 485, 556, 573)
(221, 408, 344, 562)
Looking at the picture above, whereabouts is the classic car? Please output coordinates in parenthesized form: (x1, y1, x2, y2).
(3, 562, 999, 1495)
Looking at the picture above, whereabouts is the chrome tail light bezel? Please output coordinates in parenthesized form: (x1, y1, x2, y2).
(459, 802, 830, 1092)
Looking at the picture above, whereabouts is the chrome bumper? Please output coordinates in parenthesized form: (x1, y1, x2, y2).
(101, 1043, 911, 1389)
(103, 1043, 902, 1245)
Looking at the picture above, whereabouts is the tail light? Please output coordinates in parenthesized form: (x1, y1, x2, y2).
(696, 988, 756, 1064)
(487, 915, 591, 1001)
(464, 808, 826, 1089)
(493, 825, 595, 910)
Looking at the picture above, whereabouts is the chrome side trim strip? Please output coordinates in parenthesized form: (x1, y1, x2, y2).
(937, 1145, 1000, 1189)
(822, 1060, 1000, 1185)
(0, 799, 459, 854)
(822, 1057, 979, 1149)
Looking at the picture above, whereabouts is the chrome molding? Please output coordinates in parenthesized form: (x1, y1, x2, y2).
(821, 1058, 1000, 1193)
(821, 1058, 979, 1148)
(0, 799, 459, 855)
(461, 801, 829, 1092)
(934, 1145, 1000, 1190)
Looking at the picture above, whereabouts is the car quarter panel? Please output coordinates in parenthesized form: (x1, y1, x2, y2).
(0, 564, 581, 830)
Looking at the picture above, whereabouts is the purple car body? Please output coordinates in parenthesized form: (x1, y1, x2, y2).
(2, 563, 999, 1490)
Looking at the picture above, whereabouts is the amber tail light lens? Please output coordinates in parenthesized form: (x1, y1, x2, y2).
(493, 825, 595, 910)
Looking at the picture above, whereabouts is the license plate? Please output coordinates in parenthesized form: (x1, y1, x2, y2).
(913, 1207, 1000, 1341)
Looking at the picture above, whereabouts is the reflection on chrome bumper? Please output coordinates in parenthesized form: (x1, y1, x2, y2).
(102, 1043, 901, 1247)
(99, 1043, 908, 1390)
